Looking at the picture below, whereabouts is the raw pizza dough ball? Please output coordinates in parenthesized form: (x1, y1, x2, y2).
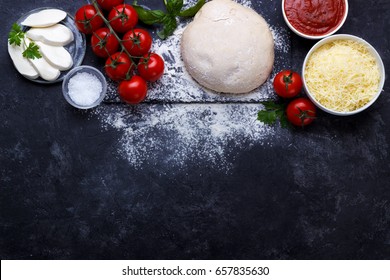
(181, 0, 274, 94)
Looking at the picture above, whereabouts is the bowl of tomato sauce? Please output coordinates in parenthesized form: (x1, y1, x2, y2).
(282, 0, 348, 39)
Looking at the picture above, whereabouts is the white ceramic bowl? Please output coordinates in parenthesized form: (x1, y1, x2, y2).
(62, 66, 107, 109)
(282, 0, 349, 40)
(302, 34, 385, 116)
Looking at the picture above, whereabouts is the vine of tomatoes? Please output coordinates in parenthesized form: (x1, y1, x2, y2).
(75, 0, 164, 104)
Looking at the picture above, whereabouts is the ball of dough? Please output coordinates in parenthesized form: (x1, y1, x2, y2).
(181, 0, 274, 94)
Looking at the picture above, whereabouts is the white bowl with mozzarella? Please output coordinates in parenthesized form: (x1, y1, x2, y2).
(8, 7, 86, 84)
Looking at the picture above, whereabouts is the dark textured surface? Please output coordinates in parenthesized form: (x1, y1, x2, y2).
(0, 0, 390, 260)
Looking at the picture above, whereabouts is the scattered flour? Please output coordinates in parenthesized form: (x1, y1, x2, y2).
(270, 25, 291, 54)
(95, 104, 274, 172)
(94, 0, 290, 173)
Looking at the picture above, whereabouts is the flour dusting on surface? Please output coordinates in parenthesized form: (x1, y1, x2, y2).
(270, 26, 291, 54)
(95, 104, 274, 172)
(96, 0, 289, 173)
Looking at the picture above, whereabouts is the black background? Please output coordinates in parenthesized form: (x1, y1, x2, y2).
(0, 0, 389, 259)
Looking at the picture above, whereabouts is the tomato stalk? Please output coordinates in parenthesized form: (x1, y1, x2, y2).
(77, 8, 100, 32)
(109, 6, 129, 25)
(91, 0, 145, 78)
(105, 56, 126, 69)
(124, 30, 142, 47)
(92, 32, 111, 57)
(295, 107, 316, 127)
(138, 52, 151, 67)
(283, 71, 293, 92)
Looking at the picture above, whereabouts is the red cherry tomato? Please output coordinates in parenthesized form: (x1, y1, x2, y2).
(97, 0, 124, 11)
(75, 4, 104, 34)
(273, 70, 303, 98)
(108, 4, 138, 33)
(105, 52, 133, 81)
(286, 98, 317, 127)
(122, 29, 152, 57)
(91, 28, 119, 58)
(118, 76, 148, 104)
(137, 53, 165, 82)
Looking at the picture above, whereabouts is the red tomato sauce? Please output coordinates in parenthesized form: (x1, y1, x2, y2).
(284, 0, 346, 36)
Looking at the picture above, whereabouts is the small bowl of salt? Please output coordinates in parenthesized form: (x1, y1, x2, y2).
(62, 65, 107, 109)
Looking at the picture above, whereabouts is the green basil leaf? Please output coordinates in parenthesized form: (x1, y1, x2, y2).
(133, 3, 166, 25)
(178, 0, 205, 17)
(157, 15, 177, 39)
(133, 0, 202, 39)
(165, 0, 183, 15)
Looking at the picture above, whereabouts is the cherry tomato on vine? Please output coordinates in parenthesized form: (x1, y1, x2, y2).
(75, 4, 104, 34)
(122, 29, 152, 57)
(137, 53, 165, 82)
(91, 28, 119, 58)
(286, 98, 317, 127)
(108, 4, 138, 33)
(105, 52, 133, 81)
(118, 76, 148, 104)
(97, 0, 124, 11)
(273, 70, 303, 98)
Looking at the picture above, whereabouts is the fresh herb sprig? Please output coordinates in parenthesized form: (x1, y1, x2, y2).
(8, 23, 24, 46)
(133, 0, 205, 39)
(8, 23, 42, 59)
(257, 101, 289, 128)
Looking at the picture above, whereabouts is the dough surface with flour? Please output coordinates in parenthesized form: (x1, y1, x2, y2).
(181, 0, 274, 94)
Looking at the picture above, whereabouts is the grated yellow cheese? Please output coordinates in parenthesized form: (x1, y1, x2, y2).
(305, 39, 380, 112)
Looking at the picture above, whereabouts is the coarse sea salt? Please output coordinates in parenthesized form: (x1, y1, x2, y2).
(68, 72, 102, 107)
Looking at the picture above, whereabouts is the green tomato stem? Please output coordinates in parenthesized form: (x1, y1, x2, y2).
(91, 0, 144, 67)
(91, 0, 155, 80)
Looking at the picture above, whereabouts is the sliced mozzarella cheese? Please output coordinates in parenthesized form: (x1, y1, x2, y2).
(26, 24, 74, 46)
(35, 41, 73, 71)
(8, 42, 39, 79)
(24, 39, 61, 81)
(21, 9, 67, 28)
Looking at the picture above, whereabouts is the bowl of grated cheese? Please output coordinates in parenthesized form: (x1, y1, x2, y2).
(302, 34, 385, 116)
